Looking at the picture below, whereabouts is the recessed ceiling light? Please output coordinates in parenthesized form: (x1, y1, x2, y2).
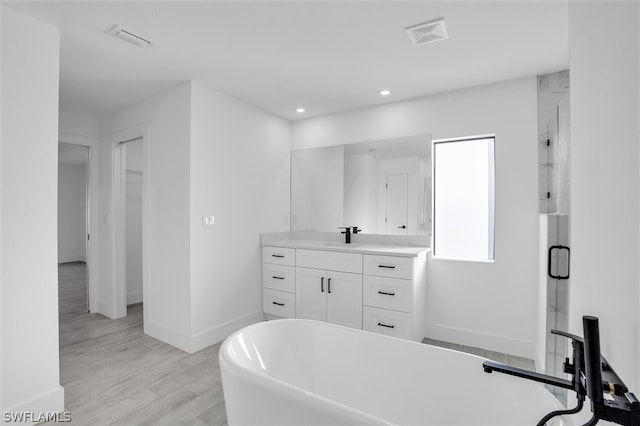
(379, 89, 392, 96)
(295, 107, 306, 113)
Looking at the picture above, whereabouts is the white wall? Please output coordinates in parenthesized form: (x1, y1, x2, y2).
(59, 110, 98, 139)
(99, 84, 192, 350)
(291, 145, 344, 232)
(1, 5, 64, 416)
(569, 1, 640, 392)
(189, 81, 290, 351)
(58, 162, 86, 263)
(292, 77, 539, 358)
(344, 153, 379, 233)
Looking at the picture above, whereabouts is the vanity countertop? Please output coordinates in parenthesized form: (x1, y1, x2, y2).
(262, 239, 430, 258)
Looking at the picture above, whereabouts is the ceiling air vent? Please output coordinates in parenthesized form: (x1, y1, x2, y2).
(109, 25, 156, 48)
(405, 18, 448, 47)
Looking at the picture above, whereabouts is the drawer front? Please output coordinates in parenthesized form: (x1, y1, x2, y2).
(263, 264, 295, 293)
(363, 306, 412, 340)
(363, 254, 412, 279)
(296, 249, 362, 274)
(263, 288, 295, 318)
(263, 247, 296, 266)
(363, 275, 413, 313)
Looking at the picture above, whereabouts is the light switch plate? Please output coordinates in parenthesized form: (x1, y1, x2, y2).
(203, 215, 215, 228)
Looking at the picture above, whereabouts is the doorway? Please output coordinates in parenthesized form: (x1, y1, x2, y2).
(58, 142, 89, 314)
(112, 130, 148, 320)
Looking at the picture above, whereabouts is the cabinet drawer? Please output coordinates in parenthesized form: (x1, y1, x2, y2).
(296, 249, 362, 273)
(363, 275, 413, 313)
(363, 306, 412, 340)
(263, 247, 295, 266)
(263, 288, 295, 318)
(363, 254, 412, 279)
(263, 264, 295, 293)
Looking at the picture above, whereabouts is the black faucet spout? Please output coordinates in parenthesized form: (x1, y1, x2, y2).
(339, 227, 352, 244)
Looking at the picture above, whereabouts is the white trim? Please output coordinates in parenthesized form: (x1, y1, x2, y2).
(425, 323, 534, 361)
(127, 290, 143, 305)
(109, 125, 150, 321)
(58, 133, 99, 314)
(145, 311, 265, 354)
(189, 311, 265, 353)
(2, 386, 65, 424)
(57, 256, 86, 264)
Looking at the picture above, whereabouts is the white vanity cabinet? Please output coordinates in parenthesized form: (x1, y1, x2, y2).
(262, 247, 296, 318)
(295, 249, 363, 329)
(262, 243, 427, 341)
(362, 252, 428, 341)
(296, 267, 363, 329)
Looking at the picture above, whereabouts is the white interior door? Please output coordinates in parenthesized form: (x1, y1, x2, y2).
(385, 173, 408, 235)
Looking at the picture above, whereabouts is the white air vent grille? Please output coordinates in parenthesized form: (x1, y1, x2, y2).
(109, 25, 156, 48)
(405, 18, 448, 46)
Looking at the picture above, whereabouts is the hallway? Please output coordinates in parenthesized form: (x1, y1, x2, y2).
(57, 263, 227, 425)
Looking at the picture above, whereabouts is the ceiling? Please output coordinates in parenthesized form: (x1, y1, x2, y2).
(5, 1, 569, 121)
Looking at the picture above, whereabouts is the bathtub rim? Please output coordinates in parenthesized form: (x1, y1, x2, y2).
(220, 318, 567, 425)
(220, 319, 393, 424)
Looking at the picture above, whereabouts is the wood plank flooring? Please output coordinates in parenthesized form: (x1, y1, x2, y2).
(56, 262, 227, 426)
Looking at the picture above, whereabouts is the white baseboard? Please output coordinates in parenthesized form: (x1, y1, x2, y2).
(425, 323, 534, 360)
(1, 385, 65, 425)
(57, 255, 86, 264)
(189, 311, 264, 353)
(144, 311, 264, 354)
(127, 291, 143, 305)
(144, 320, 193, 353)
(96, 300, 118, 319)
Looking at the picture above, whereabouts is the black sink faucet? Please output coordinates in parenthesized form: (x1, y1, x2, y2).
(339, 227, 352, 244)
(352, 226, 361, 235)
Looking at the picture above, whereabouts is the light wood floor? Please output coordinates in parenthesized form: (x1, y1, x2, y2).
(56, 262, 227, 426)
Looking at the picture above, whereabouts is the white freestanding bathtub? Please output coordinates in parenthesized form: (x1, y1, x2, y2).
(220, 319, 570, 425)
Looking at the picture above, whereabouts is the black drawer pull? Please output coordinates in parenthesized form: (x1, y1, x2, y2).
(378, 265, 396, 269)
(377, 322, 395, 329)
(271, 254, 285, 258)
(272, 276, 285, 280)
(378, 291, 395, 296)
(272, 301, 285, 306)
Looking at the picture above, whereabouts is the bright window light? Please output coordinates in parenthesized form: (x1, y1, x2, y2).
(433, 136, 495, 261)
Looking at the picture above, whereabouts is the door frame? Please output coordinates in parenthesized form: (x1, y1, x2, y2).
(110, 125, 150, 319)
(58, 133, 99, 313)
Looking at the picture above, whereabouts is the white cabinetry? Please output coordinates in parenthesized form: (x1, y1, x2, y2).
(262, 247, 296, 318)
(262, 245, 427, 341)
(362, 252, 428, 341)
(296, 267, 362, 329)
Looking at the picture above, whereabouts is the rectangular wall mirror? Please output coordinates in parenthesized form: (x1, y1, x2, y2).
(291, 134, 432, 236)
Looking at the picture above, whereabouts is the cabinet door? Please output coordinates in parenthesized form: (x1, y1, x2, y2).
(295, 267, 327, 322)
(326, 271, 363, 329)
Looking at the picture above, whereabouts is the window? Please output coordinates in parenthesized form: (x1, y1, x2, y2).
(433, 136, 495, 261)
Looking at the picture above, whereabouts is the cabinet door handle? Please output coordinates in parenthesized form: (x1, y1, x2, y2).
(320, 276, 324, 292)
(272, 276, 285, 280)
(272, 301, 285, 306)
(378, 291, 395, 296)
(328, 277, 332, 294)
(377, 322, 395, 329)
(271, 254, 285, 258)
(378, 265, 396, 269)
